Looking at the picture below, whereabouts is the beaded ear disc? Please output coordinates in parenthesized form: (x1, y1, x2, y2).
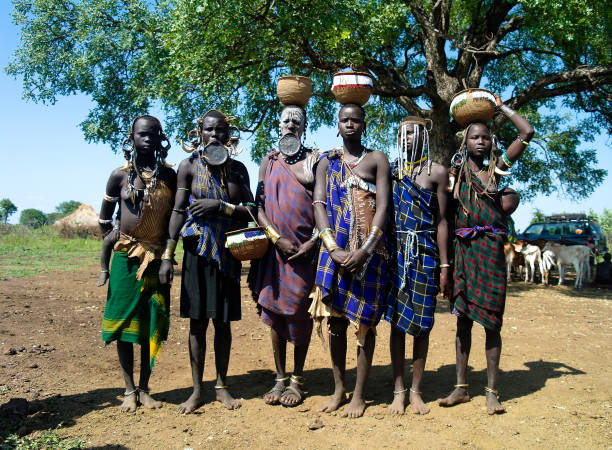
(200, 142, 228, 166)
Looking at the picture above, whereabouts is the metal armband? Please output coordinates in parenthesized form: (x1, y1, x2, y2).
(319, 228, 340, 253)
(265, 225, 281, 244)
(219, 200, 236, 216)
(362, 226, 383, 255)
(161, 239, 177, 260)
(500, 104, 515, 118)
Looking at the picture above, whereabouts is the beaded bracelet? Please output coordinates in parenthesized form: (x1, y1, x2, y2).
(501, 152, 513, 168)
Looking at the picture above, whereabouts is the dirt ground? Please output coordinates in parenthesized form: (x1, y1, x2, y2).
(1, 263, 611, 449)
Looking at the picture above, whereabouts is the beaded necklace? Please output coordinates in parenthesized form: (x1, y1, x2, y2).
(282, 145, 306, 165)
(342, 146, 368, 168)
(127, 153, 159, 205)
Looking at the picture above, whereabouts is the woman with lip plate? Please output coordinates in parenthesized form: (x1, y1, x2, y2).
(249, 104, 320, 407)
(438, 94, 534, 415)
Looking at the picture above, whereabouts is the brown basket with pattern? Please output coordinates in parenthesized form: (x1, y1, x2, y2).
(225, 227, 269, 261)
(224, 208, 269, 261)
(450, 88, 497, 126)
(277, 76, 312, 107)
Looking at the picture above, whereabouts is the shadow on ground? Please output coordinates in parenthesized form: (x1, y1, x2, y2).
(427, 360, 585, 405)
(157, 358, 585, 412)
(0, 359, 585, 437)
(0, 388, 129, 448)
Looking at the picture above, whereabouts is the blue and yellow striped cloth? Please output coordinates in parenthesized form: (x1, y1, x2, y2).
(385, 163, 439, 337)
(180, 153, 241, 278)
(314, 151, 389, 328)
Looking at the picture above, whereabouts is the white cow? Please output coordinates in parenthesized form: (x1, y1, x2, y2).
(515, 241, 544, 283)
(542, 242, 592, 288)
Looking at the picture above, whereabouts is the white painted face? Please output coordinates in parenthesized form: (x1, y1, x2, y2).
(279, 106, 306, 139)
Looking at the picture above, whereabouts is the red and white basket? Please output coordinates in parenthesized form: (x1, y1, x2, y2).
(332, 72, 373, 106)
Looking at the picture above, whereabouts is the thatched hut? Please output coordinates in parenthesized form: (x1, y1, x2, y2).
(52, 204, 102, 238)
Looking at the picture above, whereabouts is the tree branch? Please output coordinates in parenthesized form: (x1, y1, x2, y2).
(493, 65, 612, 128)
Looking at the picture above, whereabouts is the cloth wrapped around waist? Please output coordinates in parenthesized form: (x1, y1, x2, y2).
(455, 224, 507, 240)
(114, 233, 163, 280)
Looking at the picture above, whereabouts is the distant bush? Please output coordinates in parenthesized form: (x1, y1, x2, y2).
(19, 208, 47, 228)
(55, 200, 82, 217)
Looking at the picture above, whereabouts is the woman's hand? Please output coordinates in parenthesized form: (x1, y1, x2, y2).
(440, 267, 452, 299)
(275, 237, 299, 258)
(159, 260, 174, 285)
(288, 239, 316, 262)
(494, 94, 503, 108)
(189, 199, 221, 218)
(341, 248, 369, 274)
(330, 248, 349, 265)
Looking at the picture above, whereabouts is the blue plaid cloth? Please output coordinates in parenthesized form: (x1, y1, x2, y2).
(180, 153, 241, 278)
(314, 151, 389, 328)
(385, 162, 438, 337)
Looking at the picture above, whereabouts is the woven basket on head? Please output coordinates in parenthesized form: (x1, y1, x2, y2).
(277, 76, 312, 107)
(332, 71, 373, 106)
(450, 88, 496, 126)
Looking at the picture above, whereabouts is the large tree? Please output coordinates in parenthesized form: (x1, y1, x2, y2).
(0, 199, 18, 223)
(7, 0, 611, 200)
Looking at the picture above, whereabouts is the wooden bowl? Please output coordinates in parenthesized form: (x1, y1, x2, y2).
(332, 71, 373, 106)
(277, 76, 312, 107)
(450, 88, 496, 126)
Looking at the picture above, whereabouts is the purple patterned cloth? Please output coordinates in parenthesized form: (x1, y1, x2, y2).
(455, 225, 506, 240)
(250, 152, 316, 345)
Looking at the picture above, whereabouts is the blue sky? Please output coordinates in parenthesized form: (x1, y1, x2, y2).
(1, 4, 610, 232)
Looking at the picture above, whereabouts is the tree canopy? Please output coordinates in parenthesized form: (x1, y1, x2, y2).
(7, 0, 611, 200)
(55, 200, 82, 217)
(19, 208, 48, 228)
(0, 199, 18, 223)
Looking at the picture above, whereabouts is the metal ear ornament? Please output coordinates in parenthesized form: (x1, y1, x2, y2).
(448, 151, 464, 192)
(180, 128, 200, 153)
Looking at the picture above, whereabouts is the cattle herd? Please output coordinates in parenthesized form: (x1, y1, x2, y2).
(504, 240, 595, 288)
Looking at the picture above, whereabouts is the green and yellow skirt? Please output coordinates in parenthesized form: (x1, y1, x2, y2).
(102, 251, 170, 369)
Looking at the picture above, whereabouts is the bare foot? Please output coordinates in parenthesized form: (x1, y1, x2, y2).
(263, 380, 285, 405)
(342, 396, 366, 418)
(486, 392, 506, 415)
(409, 390, 430, 415)
(119, 391, 137, 413)
(438, 387, 470, 407)
(177, 391, 204, 414)
(138, 390, 162, 409)
(319, 390, 347, 413)
(388, 390, 406, 415)
(216, 388, 241, 410)
(280, 384, 304, 407)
